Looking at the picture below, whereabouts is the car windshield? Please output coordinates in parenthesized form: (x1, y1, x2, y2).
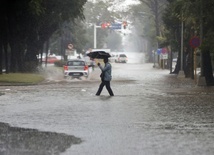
(119, 54, 127, 57)
(67, 61, 85, 66)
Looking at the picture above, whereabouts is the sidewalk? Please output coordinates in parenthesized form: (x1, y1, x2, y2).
(160, 71, 214, 95)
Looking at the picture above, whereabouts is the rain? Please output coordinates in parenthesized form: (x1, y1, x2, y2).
(1, 0, 214, 155)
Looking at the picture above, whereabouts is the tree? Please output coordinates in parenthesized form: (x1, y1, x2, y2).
(129, 4, 156, 60)
(163, 0, 214, 85)
(139, 0, 168, 40)
(0, 0, 87, 73)
(70, 19, 88, 54)
(128, 0, 168, 63)
(83, 1, 116, 49)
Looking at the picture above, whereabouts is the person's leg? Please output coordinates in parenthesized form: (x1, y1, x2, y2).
(105, 81, 114, 96)
(96, 81, 105, 96)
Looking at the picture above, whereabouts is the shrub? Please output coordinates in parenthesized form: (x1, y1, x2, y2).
(54, 60, 66, 67)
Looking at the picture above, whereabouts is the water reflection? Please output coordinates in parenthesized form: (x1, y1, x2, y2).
(0, 92, 4, 96)
(0, 122, 82, 155)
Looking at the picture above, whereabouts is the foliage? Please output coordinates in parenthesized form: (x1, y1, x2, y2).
(0, 0, 87, 73)
(83, 1, 126, 50)
(127, 0, 168, 61)
(70, 19, 88, 54)
(0, 73, 44, 84)
(54, 60, 67, 67)
(52, 19, 88, 56)
(202, 0, 214, 51)
(130, 4, 155, 40)
(162, 1, 181, 51)
(163, 0, 214, 84)
(164, 0, 214, 51)
(131, 0, 168, 44)
(83, 1, 115, 49)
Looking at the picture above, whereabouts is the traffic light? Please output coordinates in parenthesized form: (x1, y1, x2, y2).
(101, 23, 107, 29)
(101, 22, 111, 29)
(123, 21, 127, 29)
(106, 22, 111, 28)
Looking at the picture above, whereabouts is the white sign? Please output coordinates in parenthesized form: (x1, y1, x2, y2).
(68, 44, 73, 50)
(65, 49, 75, 56)
(160, 54, 168, 59)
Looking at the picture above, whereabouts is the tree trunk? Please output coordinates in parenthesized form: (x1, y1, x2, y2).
(184, 47, 193, 79)
(10, 42, 18, 73)
(0, 40, 2, 74)
(202, 50, 214, 85)
(3, 43, 9, 74)
(8, 16, 18, 73)
(25, 46, 38, 72)
(24, 39, 39, 72)
(17, 43, 25, 72)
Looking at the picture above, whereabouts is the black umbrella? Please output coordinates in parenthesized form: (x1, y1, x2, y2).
(86, 51, 111, 59)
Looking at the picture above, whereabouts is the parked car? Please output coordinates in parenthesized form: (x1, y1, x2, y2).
(115, 54, 128, 63)
(42, 56, 59, 63)
(83, 56, 96, 67)
(63, 59, 89, 79)
(109, 53, 117, 63)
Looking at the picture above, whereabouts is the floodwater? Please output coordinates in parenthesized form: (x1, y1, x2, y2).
(0, 54, 214, 155)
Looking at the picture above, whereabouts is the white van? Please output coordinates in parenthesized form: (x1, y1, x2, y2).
(115, 53, 128, 63)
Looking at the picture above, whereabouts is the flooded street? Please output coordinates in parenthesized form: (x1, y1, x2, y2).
(0, 59, 214, 155)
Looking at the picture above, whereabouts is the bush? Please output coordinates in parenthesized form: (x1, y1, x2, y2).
(24, 61, 39, 72)
(54, 60, 66, 67)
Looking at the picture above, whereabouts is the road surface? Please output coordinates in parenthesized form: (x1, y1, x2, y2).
(0, 62, 214, 155)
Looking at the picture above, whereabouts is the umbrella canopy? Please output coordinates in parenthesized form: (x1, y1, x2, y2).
(86, 51, 111, 59)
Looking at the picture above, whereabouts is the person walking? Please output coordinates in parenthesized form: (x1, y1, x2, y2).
(96, 58, 114, 96)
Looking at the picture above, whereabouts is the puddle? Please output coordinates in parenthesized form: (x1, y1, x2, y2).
(0, 122, 82, 155)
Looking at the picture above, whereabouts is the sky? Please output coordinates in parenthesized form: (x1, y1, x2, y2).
(88, 0, 140, 11)
(116, 0, 140, 10)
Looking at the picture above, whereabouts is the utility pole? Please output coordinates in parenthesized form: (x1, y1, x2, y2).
(94, 24, 101, 49)
(154, 0, 160, 68)
(94, 24, 97, 49)
(177, 11, 185, 78)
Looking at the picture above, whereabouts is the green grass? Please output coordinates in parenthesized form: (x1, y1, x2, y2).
(0, 73, 45, 85)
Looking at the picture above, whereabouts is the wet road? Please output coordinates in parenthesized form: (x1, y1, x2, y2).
(0, 62, 214, 155)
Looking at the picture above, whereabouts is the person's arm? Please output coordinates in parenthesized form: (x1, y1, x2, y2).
(98, 63, 110, 72)
(97, 63, 102, 71)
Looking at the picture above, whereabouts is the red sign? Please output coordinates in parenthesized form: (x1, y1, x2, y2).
(189, 36, 201, 48)
(68, 44, 73, 49)
(161, 48, 168, 54)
